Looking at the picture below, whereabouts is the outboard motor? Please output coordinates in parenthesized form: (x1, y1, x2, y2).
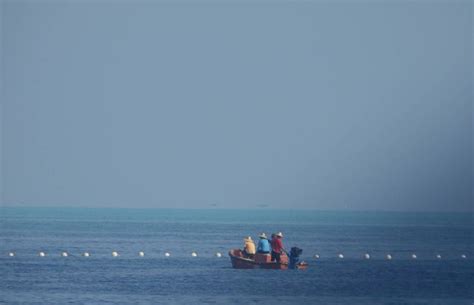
(289, 247, 303, 269)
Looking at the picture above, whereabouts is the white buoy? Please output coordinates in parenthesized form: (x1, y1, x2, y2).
(215, 252, 222, 258)
(39, 252, 46, 257)
(364, 253, 370, 259)
(61, 252, 68, 257)
(191, 252, 198, 257)
(139, 251, 145, 257)
(8, 252, 15, 257)
(386, 254, 392, 260)
(313, 254, 320, 259)
(112, 251, 119, 257)
(338, 253, 344, 259)
(436, 254, 441, 259)
(164, 252, 170, 257)
(83, 252, 90, 257)
(461, 254, 466, 259)
(411, 254, 417, 259)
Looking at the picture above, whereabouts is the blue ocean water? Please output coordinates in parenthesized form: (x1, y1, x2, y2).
(0, 207, 473, 304)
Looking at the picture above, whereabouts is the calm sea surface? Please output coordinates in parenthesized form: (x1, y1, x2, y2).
(0, 208, 473, 304)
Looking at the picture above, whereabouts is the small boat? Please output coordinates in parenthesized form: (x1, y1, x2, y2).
(228, 249, 308, 270)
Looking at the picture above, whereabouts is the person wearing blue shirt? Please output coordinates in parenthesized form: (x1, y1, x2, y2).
(257, 233, 271, 254)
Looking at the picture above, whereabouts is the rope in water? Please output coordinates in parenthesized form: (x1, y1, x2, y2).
(4, 251, 469, 259)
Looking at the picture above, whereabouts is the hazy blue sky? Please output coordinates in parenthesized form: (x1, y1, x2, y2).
(1, 0, 472, 211)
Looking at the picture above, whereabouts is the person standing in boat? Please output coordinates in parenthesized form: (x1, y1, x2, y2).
(256, 233, 271, 254)
(242, 236, 256, 258)
(271, 232, 285, 263)
(269, 233, 276, 254)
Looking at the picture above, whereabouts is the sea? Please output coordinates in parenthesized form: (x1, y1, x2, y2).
(0, 207, 473, 305)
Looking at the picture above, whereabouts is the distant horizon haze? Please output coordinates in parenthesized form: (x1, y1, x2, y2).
(0, 204, 472, 213)
(1, 1, 472, 212)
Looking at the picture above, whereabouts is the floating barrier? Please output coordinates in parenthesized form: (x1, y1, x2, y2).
(5, 251, 471, 260)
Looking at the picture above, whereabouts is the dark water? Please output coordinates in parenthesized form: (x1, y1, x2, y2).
(1, 208, 473, 304)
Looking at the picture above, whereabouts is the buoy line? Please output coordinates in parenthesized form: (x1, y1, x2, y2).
(5, 251, 471, 259)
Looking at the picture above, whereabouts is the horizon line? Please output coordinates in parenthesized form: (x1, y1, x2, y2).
(0, 205, 472, 214)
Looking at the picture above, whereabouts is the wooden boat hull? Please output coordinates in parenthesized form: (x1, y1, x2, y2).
(228, 249, 308, 270)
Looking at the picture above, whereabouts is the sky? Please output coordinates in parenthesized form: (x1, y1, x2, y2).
(1, 0, 472, 211)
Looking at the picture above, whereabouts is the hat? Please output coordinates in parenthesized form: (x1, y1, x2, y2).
(276, 232, 283, 238)
(259, 233, 267, 239)
(244, 236, 253, 242)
